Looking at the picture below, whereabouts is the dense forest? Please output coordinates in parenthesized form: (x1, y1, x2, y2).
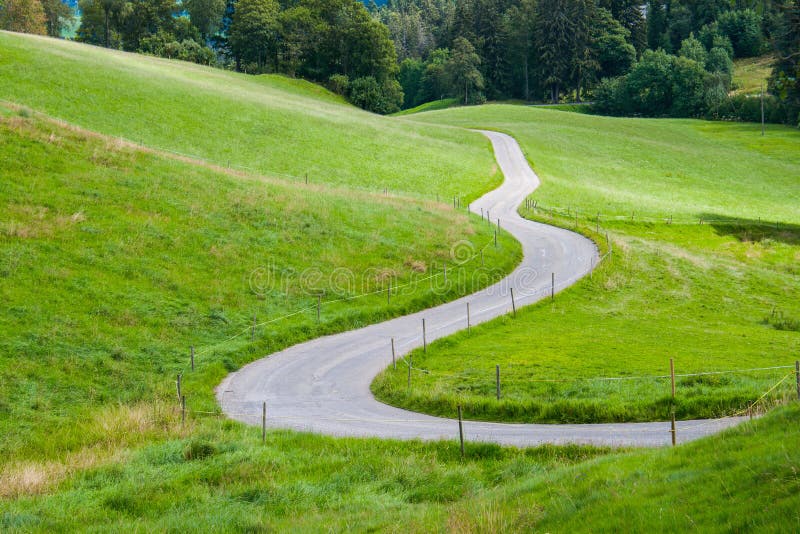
(1, 0, 798, 122)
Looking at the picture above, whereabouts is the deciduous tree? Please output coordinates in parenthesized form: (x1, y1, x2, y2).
(0, 0, 47, 34)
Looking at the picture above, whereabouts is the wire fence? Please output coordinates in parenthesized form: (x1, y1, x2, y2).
(185, 232, 504, 367)
(402, 361, 797, 383)
(174, 367, 799, 448)
(521, 198, 794, 229)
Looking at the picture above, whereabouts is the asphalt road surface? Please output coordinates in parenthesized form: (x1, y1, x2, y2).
(217, 131, 745, 447)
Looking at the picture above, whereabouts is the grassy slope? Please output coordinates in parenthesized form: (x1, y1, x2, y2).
(392, 98, 460, 117)
(373, 105, 800, 423)
(0, 32, 498, 201)
(2, 400, 797, 531)
(732, 54, 775, 96)
(0, 108, 521, 464)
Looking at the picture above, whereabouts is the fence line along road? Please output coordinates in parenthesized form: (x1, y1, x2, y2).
(216, 130, 747, 448)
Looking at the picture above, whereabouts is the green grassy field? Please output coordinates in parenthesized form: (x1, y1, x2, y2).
(2, 34, 799, 531)
(392, 98, 460, 116)
(2, 400, 797, 531)
(373, 105, 800, 423)
(0, 107, 520, 465)
(0, 32, 498, 202)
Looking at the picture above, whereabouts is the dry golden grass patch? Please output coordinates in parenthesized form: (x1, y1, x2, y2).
(0, 401, 187, 498)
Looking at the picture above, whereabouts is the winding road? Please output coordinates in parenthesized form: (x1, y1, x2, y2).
(216, 131, 745, 447)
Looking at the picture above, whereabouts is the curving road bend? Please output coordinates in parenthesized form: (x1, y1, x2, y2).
(216, 131, 745, 447)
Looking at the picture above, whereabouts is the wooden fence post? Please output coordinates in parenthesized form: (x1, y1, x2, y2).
(457, 405, 465, 459)
(795, 360, 799, 401)
(510, 288, 516, 317)
(422, 318, 427, 352)
(670, 358, 676, 400)
(670, 409, 676, 446)
(262, 402, 266, 444)
(391, 338, 396, 370)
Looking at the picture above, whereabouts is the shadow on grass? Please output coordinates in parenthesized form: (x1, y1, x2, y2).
(699, 214, 800, 246)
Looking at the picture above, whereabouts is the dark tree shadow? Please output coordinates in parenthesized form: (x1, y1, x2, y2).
(698, 214, 800, 246)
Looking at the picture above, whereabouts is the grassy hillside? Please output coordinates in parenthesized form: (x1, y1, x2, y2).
(392, 98, 460, 116)
(732, 54, 775, 96)
(0, 106, 520, 463)
(374, 105, 800, 423)
(2, 398, 797, 530)
(0, 32, 498, 201)
(409, 105, 799, 222)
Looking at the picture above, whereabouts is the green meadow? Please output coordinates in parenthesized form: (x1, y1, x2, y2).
(0, 33, 798, 531)
(0, 107, 520, 464)
(0, 32, 498, 201)
(374, 105, 800, 423)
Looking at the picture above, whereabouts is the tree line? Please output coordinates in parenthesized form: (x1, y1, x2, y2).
(1, 0, 798, 122)
(377, 0, 798, 123)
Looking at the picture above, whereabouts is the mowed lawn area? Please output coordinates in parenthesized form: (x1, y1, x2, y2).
(373, 105, 800, 423)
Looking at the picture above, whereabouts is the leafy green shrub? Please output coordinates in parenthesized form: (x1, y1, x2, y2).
(139, 32, 216, 66)
(714, 94, 788, 123)
(327, 74, 349, 96)
(348, 76, 403, 114)
(594, 50, 709, 117)
(706, 47, 733, 78)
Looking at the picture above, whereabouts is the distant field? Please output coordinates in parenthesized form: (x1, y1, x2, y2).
(410, 105, 800, 222)
(392, 98, 460, 116)
(732, 54, 775, 96)
(374, 105, 800, 423)
(0, 32, 498, 201)
(0, 107, 520, 462)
